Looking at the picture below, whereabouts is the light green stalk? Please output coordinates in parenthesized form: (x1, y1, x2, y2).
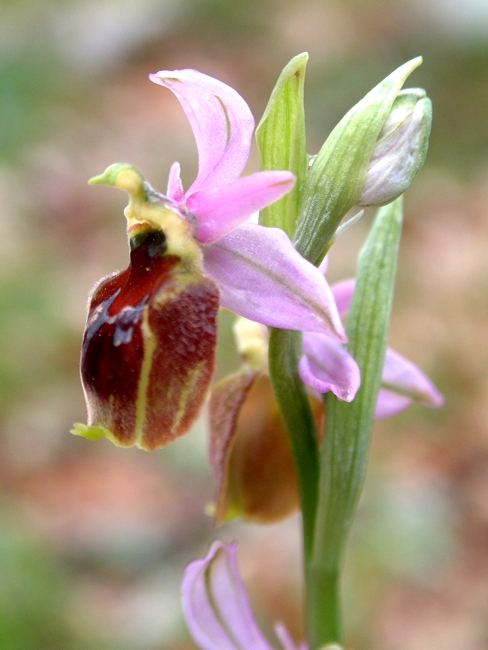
(307, 197, 404, 648)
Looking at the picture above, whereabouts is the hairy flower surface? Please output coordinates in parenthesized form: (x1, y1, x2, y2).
(182, 541, 305, 650)
(73, 69, 345, 450)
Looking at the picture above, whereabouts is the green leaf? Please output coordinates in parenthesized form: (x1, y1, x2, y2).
(306, 197, 403, 647)
(256, 53, 308, 236)
(314, 195, 403, 566)
(293, 59, 420, 265)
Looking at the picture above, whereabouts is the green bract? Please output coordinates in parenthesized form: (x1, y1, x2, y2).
(256, 53, 308, 237)
(293, 57, 422, 265)
(308, 197, 404, 646)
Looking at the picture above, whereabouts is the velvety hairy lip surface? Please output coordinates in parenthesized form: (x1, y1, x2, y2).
(81, 233, 219, 450)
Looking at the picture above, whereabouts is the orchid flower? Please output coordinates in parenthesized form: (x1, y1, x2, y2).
(182, 541, 307, 650)
(209, 275, 443, 523)
(299, 277, 444, 418)
(148, 69, 345, 337)
(72, 69, 345, 451)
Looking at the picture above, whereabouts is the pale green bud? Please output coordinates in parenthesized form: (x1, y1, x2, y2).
(358, 88, 432, 206)
(293, 57, 423, 265)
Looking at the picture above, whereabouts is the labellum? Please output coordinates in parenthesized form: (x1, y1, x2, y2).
(209, 370, 324, 524)
(72, 165, 219, 450)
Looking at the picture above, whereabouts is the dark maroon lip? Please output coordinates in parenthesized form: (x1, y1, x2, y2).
(80, 232, 220, 450)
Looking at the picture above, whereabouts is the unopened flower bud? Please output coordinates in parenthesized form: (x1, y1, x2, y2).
(293, 57, 424, 264)
(358, 88, 432, 206)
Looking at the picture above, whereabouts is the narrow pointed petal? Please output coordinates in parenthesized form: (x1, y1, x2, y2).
(181, 542, 274, 650)
(299, 332, 360, 401)
(375, 347, 444, 417)
(149, 69, 254, 195)
(166, 161, 184, 202)
(188, 171, 296, 244)
(331, 278, 355, 317)
(375, 388, 413, 418)
(203, 223, 346, 338)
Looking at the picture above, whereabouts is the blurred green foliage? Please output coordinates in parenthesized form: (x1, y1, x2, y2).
(0, 506, 113, 650)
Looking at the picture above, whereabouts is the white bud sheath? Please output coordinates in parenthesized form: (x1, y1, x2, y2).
(358, 89, 432, 206)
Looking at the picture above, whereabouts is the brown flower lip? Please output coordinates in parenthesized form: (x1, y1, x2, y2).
(76, 225, 219, 450)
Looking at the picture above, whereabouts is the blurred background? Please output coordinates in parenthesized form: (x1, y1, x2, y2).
(1, 0, 488, 648)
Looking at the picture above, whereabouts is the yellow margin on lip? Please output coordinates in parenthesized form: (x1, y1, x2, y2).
(169, 358, 206, 437)
(133, 308, 157, 449)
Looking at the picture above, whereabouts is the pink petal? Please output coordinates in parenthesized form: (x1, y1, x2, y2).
(181, 542, 274, 650)
(149, 69, 254, 195)
(166, 161, 184, 202)
(375, 388, 414, 418)
(189, 171, 296, 243)
(319, 253, 329, 275)
(331, 278, 355, 318)
(318, 255, 329, 275)
(202, 223, 347, 338)
(299, 332, 360, 401)
(375, 347, 444, 418)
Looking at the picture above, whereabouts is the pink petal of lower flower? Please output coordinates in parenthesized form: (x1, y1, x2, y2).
(181, 542, 274, 650)
(379, 347, 444, 415)
(331, 278, 355, 318)
(299, 332, 360, 401)
(202, 223, 347, 338)
(149, 69, 254, 195)
(188, 171, 296, 243)
(375, 388, 414, 418)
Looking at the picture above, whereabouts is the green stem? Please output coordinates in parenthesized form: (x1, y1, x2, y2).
(268, 328, 319, 558)
(270, 199, 403, 649)
(305, 565, 343, 648)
